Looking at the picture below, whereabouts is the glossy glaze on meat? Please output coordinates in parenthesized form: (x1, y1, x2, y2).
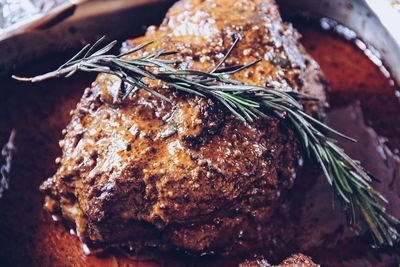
(40, 0, 327, 255)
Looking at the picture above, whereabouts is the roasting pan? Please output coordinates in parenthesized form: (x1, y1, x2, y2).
(0, 0, 399, 266)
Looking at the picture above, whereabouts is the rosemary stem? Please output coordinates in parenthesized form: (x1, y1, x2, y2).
(12, 65, 78, 82)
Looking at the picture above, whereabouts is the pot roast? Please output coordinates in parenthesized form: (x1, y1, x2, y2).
(40, 0, 327, 255)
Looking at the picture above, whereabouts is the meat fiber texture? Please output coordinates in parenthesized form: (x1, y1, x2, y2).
(41, 0, 327, 255)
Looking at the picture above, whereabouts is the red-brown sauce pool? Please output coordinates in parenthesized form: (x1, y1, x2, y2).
(0, 19, 399, 266)
(296, 19, 400, 151)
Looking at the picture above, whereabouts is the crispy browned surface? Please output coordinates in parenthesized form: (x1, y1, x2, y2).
(239, 254, 319, 267)
(40, 0, 326, 255)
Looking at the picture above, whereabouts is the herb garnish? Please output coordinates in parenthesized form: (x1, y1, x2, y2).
(13, 36, 399, 246)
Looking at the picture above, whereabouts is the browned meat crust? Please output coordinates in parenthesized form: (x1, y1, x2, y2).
(239, 254, 319, 267)
(40, 0, 327, 255)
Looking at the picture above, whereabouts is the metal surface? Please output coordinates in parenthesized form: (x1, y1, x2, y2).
(277, 0, 400, 85)
(0, 0, 399, 84)
(0, 0, 78, 40)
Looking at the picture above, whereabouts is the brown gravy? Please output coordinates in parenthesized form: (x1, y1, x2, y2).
(0, 19, 399, 267)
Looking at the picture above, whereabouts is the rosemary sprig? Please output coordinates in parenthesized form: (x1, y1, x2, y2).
(13, 36, 399, 246)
